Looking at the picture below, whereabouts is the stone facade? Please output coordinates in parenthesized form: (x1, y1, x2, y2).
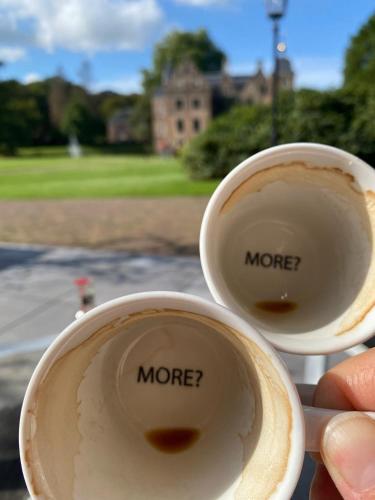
(152, 58, 294, 154)
(107, 108, 133, 144)
(152, 61, 212, 154)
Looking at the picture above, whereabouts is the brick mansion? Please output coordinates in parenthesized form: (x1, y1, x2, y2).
(151, 58, 294, 154)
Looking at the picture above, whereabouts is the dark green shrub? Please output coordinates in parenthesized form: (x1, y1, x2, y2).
(288, 89, 354, 149)
(182, 105, 271, 179)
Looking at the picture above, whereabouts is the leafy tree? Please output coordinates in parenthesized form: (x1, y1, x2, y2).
(26, 80, 65, 145)
(344, 13, 375, 91)
(128, 96, 152, 144)
(142, 29, 226, 94)
(0, 81, 42, 154)
(77, 59, 93, 91)
(98, 93, 138, 120)
(61, 95, 104, 144)
(346, 89, 375, 165)
(48, 71, 70, 128)
(182, 104, 271, 179)
(288, 89, 354, 149)
(138, 29, 227, 147)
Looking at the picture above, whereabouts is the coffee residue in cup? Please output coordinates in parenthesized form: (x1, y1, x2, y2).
(255, 301, 298, 314)
(145, 428, 200, 453)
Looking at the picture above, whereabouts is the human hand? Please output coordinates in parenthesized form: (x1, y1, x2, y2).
(310, 348, 375, 499)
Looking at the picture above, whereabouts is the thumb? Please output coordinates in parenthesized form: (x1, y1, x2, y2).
(321, 412, 375, 500)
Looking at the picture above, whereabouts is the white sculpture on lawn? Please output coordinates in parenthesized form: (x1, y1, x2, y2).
(68, 135, 82, 158)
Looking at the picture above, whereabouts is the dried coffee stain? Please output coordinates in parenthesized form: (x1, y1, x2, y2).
(24, 308, 293, 499)
(219, 162, 361, 215)
(145, 428, 200, 453)
(255, 301, 298, 314)
(218, 162, 375, 339)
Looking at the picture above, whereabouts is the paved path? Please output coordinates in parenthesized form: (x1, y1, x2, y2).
(0, 198, 209, 255)
(1, 242, 347, 499)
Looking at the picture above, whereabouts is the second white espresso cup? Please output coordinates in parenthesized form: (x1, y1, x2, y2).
(200, 143, 375, 354)
(19, 292, 375, 499)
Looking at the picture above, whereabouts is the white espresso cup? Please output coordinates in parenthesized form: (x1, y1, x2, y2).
(19, 292, 375, 500)
(200, 143, 375, 354)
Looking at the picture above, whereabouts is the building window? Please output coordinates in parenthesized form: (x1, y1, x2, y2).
(176, 119, 184, 133)
(192, 98, 201, 109)
(175, 99, 184, 110)
(192, 118, 201, 132)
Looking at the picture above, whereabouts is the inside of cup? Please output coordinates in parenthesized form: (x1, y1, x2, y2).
(22, 309, 293, 499)
(213, 161, 374, 342)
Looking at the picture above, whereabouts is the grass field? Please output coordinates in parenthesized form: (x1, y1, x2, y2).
(0, 153, 219, 199)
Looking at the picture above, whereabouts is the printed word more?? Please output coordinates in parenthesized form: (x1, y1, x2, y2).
(137, 366, 204, 387)
(245, 251, 302, 271)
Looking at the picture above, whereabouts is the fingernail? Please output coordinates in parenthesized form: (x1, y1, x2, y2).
(322, 412, 375, 495)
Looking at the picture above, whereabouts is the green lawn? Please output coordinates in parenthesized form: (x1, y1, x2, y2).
(0, 154, 219, 199)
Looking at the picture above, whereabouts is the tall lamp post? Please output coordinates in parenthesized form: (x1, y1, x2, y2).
(265, 0, 288, 146)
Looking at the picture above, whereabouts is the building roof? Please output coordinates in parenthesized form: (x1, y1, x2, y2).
(108, 107, 132, 124)
(152, 58, 293, 97)
(154, 87, 166, 97)
(278, 57, 294, 76)
(232, 75, 258, 92)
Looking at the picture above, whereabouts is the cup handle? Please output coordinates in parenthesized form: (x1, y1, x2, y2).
(297, 384, 375, 452)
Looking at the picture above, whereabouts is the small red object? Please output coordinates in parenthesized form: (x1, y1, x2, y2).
(74, 277, 90, 287)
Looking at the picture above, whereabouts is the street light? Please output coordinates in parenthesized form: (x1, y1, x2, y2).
(265, 0, 287, 19)
(265, 0, 288, 145)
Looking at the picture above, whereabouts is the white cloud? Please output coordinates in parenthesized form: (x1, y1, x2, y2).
(92, 74, 142, 94)
(0, 0, 164, 52)
(0, 46, 25, 62)
(23, 72, 42, 84)
(0, 13, 32, 45)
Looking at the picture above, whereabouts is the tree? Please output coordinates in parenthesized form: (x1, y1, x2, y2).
(48, 68, 69, 128)
(27, 80, 65, 145)
(344, 13, 375, 91)
(98, 93, 138, 120)
(138, 29, 226, 146)
(61, 94, 103, 144)
(182, 104, 271, 179)
(346, 89, 375, 165)
(128, 96, 152, 144)
(0, 81, 42, 154)
(77, 59, 93, 92)
(142, 29, 226, 94)
(288, 89, 354, 149)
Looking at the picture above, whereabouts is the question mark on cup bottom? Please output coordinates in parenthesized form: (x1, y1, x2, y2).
(294, 256, 301, 271)
(195, 370, 203, 387)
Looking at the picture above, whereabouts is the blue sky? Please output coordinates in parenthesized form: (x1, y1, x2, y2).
(0, 0, 374, 94)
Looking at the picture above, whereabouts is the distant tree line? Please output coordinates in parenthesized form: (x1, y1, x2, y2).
(0, 11, 374, 164)
(0, 71, 142, 155)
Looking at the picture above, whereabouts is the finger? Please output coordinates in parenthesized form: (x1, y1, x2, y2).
(314, 348, 375, 411)
(311, 348, 375, 488)
(321, 412, 375, 500)
(309, 464, 342, 500)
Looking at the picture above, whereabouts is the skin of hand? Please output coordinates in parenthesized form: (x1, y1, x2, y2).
(310, 348, 375, 500)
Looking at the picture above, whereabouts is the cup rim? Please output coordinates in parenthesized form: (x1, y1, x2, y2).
(19, 291, 305, 500)
(200, 142, 375, 355)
